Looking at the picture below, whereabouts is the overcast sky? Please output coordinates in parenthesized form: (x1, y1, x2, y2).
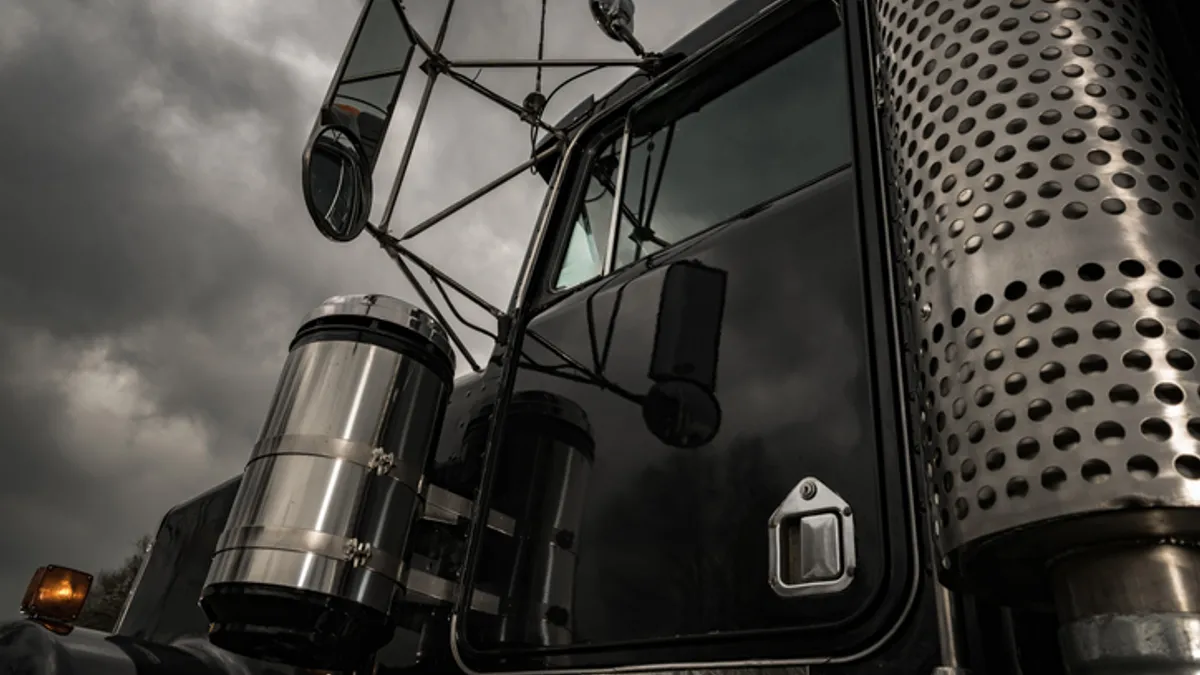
(0, 0, 737, 618)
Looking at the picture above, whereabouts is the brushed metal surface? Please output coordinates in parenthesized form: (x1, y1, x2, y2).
(254, 339, 448, 481)
(874, 0, 1200, 561)
(206, 295, 452, 613)
(1060, 612, 1200, 674)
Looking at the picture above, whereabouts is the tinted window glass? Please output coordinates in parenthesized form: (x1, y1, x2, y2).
(555, 27, 851, 289)
(553, 142, 621, 291)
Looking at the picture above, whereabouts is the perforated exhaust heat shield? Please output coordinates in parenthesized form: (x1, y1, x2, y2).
(874, 0, 1200, 602)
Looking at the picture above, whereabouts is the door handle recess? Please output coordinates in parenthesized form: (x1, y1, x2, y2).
(768, 477, 856, 598)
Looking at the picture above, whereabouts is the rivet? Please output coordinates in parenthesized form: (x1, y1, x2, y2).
(800, 481, 818, 500)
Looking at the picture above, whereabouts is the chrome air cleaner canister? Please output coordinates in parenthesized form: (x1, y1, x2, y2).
(201, 294, 454, 671)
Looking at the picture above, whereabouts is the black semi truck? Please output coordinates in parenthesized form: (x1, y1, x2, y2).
(7, 0, 1200, 673)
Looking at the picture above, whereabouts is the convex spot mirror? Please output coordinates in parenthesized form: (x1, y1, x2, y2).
(589, 0, 636, 41)
(301, 0, 415, 243)
(302, 125, 373, 242)
(588, 0, 645, 56)
(641, 260, 727, 448)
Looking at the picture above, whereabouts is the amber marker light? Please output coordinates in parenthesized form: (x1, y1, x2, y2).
(20, 565, 92, 632)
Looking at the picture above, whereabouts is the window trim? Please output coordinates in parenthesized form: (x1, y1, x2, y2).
(543, 1, 845, 300)
(601, 116, 635, 276)
(538, 0, 842, 303)
(545, 121, 628, 296)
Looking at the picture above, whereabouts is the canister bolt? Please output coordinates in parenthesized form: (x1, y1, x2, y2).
(367, 449, 396, 476)
(343, 538, 373, 568)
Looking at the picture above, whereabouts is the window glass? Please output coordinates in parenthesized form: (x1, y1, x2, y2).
(552, 143, 620, 291)
(554, 26, 852, 290)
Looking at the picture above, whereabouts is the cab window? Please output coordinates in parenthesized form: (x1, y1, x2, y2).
(554, 139, 624, 289)
(553, 141, 620, 291)
(553, 24, 852, 291)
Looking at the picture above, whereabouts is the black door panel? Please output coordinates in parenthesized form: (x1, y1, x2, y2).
(466, 167, 917, 666)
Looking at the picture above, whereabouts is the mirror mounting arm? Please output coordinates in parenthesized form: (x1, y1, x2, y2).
(371, 226, 504, 320)
(379, 0, 455, 235)
(444, 58, 648, 69)
(395, 0, 564, 141)
(395, 0, 444, 64)
(441, 68, 565, 140)
(378, 231, 485, 373)
(397, 144, 560, 241)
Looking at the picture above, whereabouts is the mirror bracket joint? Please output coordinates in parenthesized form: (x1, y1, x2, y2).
(419, 53, 451, 78)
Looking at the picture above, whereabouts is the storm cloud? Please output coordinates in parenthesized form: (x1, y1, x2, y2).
(0, 0, 732, 617)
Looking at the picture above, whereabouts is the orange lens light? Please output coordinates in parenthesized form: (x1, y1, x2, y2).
(20, 565, 92, 624)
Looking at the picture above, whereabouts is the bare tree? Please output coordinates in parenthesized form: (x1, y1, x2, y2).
(75, 535, 151, 632)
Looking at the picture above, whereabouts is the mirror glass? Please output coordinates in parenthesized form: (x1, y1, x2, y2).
(323, 0, 415, 171)
(302, 0, 413, 241)
(304, 127, 371, 242)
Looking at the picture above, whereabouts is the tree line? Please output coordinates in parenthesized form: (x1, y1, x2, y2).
(73, 535, 151, 632)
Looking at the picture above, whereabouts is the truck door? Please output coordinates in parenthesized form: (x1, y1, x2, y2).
(451, 0, 927, 672)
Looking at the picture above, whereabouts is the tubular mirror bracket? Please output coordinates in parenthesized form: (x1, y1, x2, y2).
(337, 0, 678, 373)
(378, 0, 664, 236)
(368, 224, 487, 373)
(372, 227, 504, 320)
(379, 0, 456, 234)
(399, 144, 561, 242)
(768, 478, 857, 599)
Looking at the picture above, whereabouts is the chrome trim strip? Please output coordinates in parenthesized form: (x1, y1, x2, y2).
(601, 115, 634, 276)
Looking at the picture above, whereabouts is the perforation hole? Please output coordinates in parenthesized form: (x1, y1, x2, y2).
(1053, 427, 1081, 451)
(1155, 383, 1185, 405)
(1066, 390, 1094, 411)
(1017, 437, 1040, 460)
(1141, 417, 1172, 442)
(1176, 455, 1200, 479)
(1127, 455, 1159, 481)
(1041, 466, 1067, 491)
(1136, 318, 1165, 338)
(1081, 459, 1111, 484)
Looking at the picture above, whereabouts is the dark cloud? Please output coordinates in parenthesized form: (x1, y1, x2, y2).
(0, 0, 353, 615)
(0, 0, 736, 620)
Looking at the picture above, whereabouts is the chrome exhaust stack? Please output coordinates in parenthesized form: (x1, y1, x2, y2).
(873, 0, 1200, 671)
(200, 294, 455, 672)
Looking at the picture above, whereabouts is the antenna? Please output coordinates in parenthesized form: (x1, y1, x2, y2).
(300, 0, 668, 373)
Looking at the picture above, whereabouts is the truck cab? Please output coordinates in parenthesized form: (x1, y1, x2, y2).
(10, 0, 1200, 673)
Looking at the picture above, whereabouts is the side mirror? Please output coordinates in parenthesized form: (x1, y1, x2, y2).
(301, 0, 415, 242)
(302, 125, 373, 242)
(642, 260, 727, 448)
